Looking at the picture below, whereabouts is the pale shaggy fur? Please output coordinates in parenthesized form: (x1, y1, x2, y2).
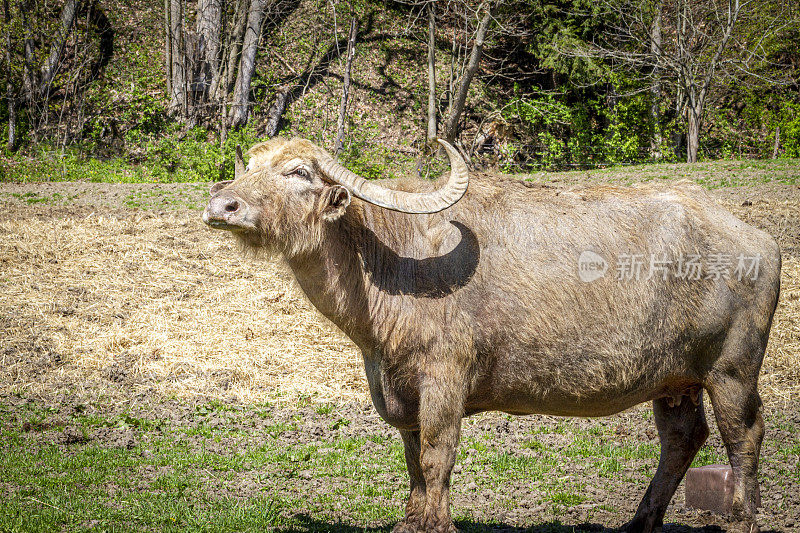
(205, 137, 781, 533)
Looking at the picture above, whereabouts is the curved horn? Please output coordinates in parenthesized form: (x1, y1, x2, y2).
(317, 138, 469, 214)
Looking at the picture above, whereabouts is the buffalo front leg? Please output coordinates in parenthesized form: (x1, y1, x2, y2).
(392, 430, 426, 533)
(414, 374, 463, 533)
(620, 394, 709, 533)
(418, 414, 461, 533)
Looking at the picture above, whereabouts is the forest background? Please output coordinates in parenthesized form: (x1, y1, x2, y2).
(1, 0, 798, 183)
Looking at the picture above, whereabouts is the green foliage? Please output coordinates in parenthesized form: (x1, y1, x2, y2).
(704, 86, 800, 159)
(138, 126, 261, 183)
(783, 104, 800, 158)
(0, 124, 263, 183)
(503, 78, 654, 170)
(339, 142, 393, 180)
(517, 0, 607, 85)
(122, 91, 169, 139)
(2, 0, 798, 178)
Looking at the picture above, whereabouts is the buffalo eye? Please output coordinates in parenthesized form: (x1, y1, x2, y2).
(289, 167, 310, 179)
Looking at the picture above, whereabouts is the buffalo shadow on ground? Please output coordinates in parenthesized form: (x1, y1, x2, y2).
(272, 514, 787, 533)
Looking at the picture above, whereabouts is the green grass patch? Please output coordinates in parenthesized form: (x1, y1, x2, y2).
(521, 157, 800, 189)
(3, 398, 797, 532)
(690, 445, 727, 468)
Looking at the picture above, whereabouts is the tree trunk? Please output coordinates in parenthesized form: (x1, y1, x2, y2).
(40, 0, 82, 95)
(772, 125, 781, 158)
(221, 0, 249, 99)
(606, 82, 618, 140)
(229, 0, 265, 129)
(6, 84, 15, 151)
(673, 0, 688, 158)
(649, 2, 662, 158)
(164, 0, 171, 97)
(676, 0, 739, 164)
(426, 2, 437, 144)
(334, 17, 358, 155)
(4, 0, 16, 151)
(687, 106, 701, 163)
(196, 0, 222, 102)
(18, 0, 35, 105)
(87, 4, 114, 82)
(168, 0, 186, 116)
(443, 2, 495, 143)
(265, 86, 289, 137)
(447, 25, 456, 117)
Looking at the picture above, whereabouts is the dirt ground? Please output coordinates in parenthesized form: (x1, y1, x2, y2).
(1, 179, 800, 531)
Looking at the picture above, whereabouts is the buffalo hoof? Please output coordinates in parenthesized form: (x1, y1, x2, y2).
(421, 519, 458, 533)
(392, 519, 458, 533)
(391, 521, 417, 533)
(728, 521, 760, 533)
(617, 527, 661, 533)
(617, 518, 662, 533)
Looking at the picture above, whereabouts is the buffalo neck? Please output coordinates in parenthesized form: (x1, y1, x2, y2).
(282, 203, 381, 351)
(283, 202, 470, 358)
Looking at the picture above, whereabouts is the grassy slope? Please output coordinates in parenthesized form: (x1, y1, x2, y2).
(521, 158, 800, 188)
(3, 149, 800, 187)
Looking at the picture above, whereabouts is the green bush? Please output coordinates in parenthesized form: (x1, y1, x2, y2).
(0, 125, 263, 184)
(503, 80, 653, 170)
(780, 102, 800, 158)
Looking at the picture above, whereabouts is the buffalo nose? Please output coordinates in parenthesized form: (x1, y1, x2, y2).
(207, 194, 241, 217)
(221, 196, 240, 213)
(203, 193, 252, 229)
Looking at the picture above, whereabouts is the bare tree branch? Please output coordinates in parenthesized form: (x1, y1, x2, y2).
(334, 16, 358, 155)
(443, 1, 497, 143)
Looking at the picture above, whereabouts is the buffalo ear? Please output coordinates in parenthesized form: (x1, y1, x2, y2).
(319, 185, 351, 221)
(210, 180, 233, 195)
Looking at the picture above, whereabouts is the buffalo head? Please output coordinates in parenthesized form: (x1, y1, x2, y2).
(203, 137, 469, 255)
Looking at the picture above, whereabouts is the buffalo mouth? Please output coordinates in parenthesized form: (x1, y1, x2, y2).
(204, 218, 239, 230)
(202, 214, 258, 232)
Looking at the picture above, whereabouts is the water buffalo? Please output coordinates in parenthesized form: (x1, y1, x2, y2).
(203, 137, 780, 533)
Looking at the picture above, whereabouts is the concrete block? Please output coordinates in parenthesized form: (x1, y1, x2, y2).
(684, 464, 760, 514)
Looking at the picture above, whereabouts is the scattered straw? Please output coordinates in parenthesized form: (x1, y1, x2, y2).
(1, 211, 367, 404)
(763, 256, 800, 406)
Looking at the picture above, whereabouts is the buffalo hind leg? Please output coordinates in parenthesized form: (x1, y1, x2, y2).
(393, 430, 426, 533)
(707, 378, 764, 533)
(620, 394, 709, 533)
(705, 315, 767, 533)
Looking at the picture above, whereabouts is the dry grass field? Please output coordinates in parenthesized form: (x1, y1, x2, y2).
(0, 184, 365, 405)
